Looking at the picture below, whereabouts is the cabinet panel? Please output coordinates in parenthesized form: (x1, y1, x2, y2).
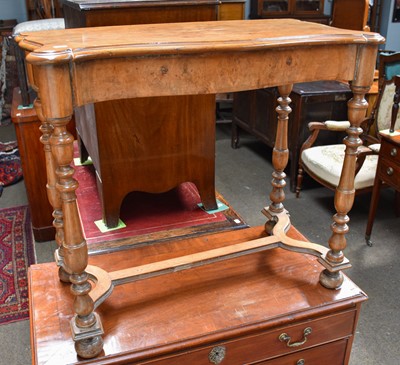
(250, 0, 328, 23)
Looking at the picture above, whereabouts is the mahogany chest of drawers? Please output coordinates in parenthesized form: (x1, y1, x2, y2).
(29, 226, 367, 364)
(366, 132, 400, 244)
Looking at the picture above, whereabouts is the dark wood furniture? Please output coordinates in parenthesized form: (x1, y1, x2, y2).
(16, 19, 383, 359)
(232, 81, 352, 192)
(250, 0, 329, 23)
(365, 132, 400, 245)
(60, 0, 220, 27)
(365, 77, 400, 245)
(29, 226, 367, 365)
(60, 0, 228, 228)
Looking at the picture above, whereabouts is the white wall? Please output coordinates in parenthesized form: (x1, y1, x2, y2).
(0, 0, 27, 23)
(380, 0, 400, 51)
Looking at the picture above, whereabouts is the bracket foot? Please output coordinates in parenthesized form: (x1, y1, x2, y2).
(319, 269, 344, 290)
(75, 335, 104, 359)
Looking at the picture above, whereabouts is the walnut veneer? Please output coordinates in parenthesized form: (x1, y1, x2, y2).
(16, 19, 383, 359)
(60, 0, 224, 228)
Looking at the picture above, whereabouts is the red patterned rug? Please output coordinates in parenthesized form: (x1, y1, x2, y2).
(0, 205, 36, 325)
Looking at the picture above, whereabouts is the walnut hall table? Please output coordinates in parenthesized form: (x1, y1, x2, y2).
(16, 19, 384, 360)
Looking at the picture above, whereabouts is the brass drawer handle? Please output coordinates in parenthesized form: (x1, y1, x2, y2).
(387, 167, 394, 176)
(391, 148, 398, 157)
(279, 327, 312, 347)
(297, 360, 305, 365)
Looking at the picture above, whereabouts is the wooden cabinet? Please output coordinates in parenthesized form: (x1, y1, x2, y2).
(250, 0, 329, 23)
(29, 226, 367, 365)
(218, 0, 245, 20)
(366, 132, 400, 245)
(232, 81, 352, 192)
(11, 88, 54, 241)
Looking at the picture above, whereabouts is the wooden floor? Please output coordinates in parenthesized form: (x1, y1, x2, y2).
(29, 225, 366, 364)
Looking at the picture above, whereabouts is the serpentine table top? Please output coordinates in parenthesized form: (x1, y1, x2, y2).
(16, 19, 384, 359)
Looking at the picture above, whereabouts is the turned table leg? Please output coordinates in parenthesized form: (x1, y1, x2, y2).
(35, 97, 70, 283)
(319, 83, 370, 289)
(32, 64, 105, 359)
(49, 114, 104, 358)
(265, 84, 292, 233)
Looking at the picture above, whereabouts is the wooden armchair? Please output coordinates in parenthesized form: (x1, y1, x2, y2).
(295, 74, 400, 203)
(378, 51, 400, 90)
(330, 0, 371, 31)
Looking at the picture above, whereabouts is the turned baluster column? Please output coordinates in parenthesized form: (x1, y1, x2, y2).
(34, 97, 70, 283)
(265, 84, 292, 232)
(30, 62, 104, 358)
(319, 46, 377, 289)
(49, 116, 104, 358)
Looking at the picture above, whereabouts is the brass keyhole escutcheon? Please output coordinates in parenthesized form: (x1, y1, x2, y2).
(208, 346, 226, 364)
(279, 327, 312, 347)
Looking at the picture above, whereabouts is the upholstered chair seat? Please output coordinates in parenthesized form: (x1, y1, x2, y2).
(12, 18, 65, 106)
(301, 143, 380, 191)
(13, 18, 65, 35)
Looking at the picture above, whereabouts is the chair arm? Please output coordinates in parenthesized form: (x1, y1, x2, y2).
(301, 121, 350, 153)
(355, 145, 379, 176)
(323, 120, 351, 131)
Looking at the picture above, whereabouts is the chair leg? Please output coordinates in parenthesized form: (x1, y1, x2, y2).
(295, 163, 304, 198)
(231, 120, 240, 149)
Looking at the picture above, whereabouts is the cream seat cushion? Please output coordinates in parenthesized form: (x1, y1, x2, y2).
(12, 18, 65, 36)
(301, 144, 378, 190)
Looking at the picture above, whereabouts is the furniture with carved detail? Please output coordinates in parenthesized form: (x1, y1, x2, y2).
(60, 0, 231, 228)
(365, 76, 400, 246)
(16, 19, 383, 360)
(29, 226, 367, 365)
(232, 81, 352, 192)
(250, 0, 329, 23)
(295, 75, 400, 203)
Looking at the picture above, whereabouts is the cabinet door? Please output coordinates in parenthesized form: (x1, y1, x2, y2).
(253, 0, 324, 18)
(294, 0, 323, 14)
(259, 0, 291, 17)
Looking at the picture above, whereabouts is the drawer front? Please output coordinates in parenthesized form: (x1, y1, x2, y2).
(251, 338, 347, 365)
(380, 139, 400, 166)
(379, 157, 400, 188)
(140, 310, 356, 365)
